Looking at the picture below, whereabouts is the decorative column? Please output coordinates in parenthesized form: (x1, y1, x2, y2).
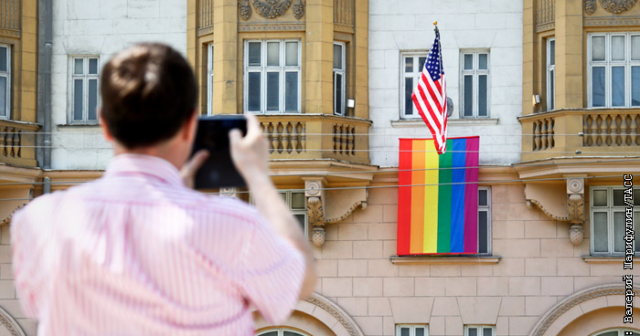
(566, 177, 586, 245)
(304, 178, 326, 247)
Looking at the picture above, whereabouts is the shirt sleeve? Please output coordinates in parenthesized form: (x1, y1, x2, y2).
(11, 209, 43, 318)
(239, 219, 306, 325)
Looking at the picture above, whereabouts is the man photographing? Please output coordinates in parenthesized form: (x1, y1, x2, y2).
(11, 43, 316, 335)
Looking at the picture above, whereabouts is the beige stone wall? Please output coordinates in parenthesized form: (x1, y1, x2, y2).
(308, 180, 640, 336)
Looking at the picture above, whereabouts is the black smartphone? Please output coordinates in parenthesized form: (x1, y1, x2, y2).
(191, 115, 247, 189)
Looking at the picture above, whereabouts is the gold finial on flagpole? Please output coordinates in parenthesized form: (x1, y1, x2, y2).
(433, 21, 438, 26)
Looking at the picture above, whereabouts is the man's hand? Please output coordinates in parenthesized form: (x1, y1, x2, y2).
(181, 149, 209, 189)
(229, 114, 269, 182)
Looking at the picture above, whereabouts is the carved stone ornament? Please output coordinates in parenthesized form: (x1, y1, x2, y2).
(566, 177, 585, 246)
(569, 224, 584, 245)
(600, 0, 638, 14)
(292, 0, 305, 20)
(239, 0, 252, 20)
(307, 196, 324, 227)
(311, 227, 325, 248)
(253, 0, 293, 19)
(585, 0, 597, 14)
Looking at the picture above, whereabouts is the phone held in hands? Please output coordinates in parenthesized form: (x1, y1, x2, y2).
(191, 115, 247, 190)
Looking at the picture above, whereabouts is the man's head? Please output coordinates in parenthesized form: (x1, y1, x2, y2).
(100, 43, 198, 156)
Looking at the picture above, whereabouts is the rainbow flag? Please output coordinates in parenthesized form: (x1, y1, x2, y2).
(397, 137, 479, 255)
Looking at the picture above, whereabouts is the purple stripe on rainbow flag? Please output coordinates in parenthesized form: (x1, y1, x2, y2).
(463, 137, 479, 253)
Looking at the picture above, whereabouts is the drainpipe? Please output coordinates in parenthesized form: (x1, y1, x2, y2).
(37, 0, 53, 169)
(43, 176, 51, 194)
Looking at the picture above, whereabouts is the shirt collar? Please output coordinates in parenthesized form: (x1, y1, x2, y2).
(104, 154, 184, 187)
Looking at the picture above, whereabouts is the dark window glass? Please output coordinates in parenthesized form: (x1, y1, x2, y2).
(248, 72, 261, 111)
(88, 79, 98, 121)
(89, 58, 98, 74)
(74, 79, 83, 120)
(614, 189, 625, 206)
(0, 47, 7, 72)
(248, 42, 261, 66)
(400, 328, 410, 336)
(479, 54, 488, 70)
(479, 211, 488, 254)
(592, 67, 606, 107)
(335, 73, 343, 115)
(482, 328, 493, 336)
(468, 327, 478, 336)
(405, 78, 414, 115)
(549, 40, 555, 65)
(266, 72, 279, 111)
(285, 72, 298, 111)
(294, 214, 305, 232)
(0, 77, 6, 117)
(479, 189, 488, 206)
(632, 67, 640, 106)
(614, 212, 625, 253)
(418, 57, 427, 72)
(549, 69, 555, 110)
(464, 75, 473, 116)
(612, 66, 625, 107)
(416, 328, 425, 336)
(333, 44, 343, 70)
(478, 75, 488, 117)
(405, 57, 413, 73)
(593, 212, 609, 252)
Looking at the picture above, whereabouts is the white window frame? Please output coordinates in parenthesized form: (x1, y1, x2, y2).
(257, 328, 310, 336)
(400, 51, 428, 119)
(547, 38, 556, 111)
(207, 42, 214, 116)
(396, 325, 429, 336)
(333, 41, 346, 116)
(590, 186, 640, 255)
(587, 33, 640, 108)
(478, 187, 492, 255)
(460, 51, 491, 118)
(69, 56, 100, 124)
(465, 325, 496, 336)
(0, 44, 11, 119)
(591, 329, 640, 336)
(243, 40, 301, 114)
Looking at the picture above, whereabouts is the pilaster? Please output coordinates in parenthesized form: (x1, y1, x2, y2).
(305, 0, 333, 114)
(555, 0, 584, 109)
(213, 0, 238, 114)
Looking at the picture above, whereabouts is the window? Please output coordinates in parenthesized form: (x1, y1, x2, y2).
(466, 326, 495, 336)
(251, 190, 307, 236)
(70, 57, 99, 123)
(547, 38, 555, 111)
(590, 186, 640, 255)
(0, 44, 10, 119)
(334, 42, 346, 116)
(207, 42, 214, 115)
(257, 329, 308, 336)
(396, 325, 428, 336)
(588, 33, 640, 108)
(244, 40, 301, 113)
(592, 329, 640, 336)
(461, 51, 490, 118)
(478, 187, 492, 255)
(401, 52, 427, 118)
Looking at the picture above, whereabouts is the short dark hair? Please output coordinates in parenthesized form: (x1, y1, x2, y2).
(100, 43, 197, 149)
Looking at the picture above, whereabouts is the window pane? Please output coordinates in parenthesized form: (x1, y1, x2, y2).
(89, 58, 98, 74)
(549, 40, 555, 66)
(0, 47, 6, 72)
(464, 54, 473, 70)
(633, 36, 640, 60)
(418, 57, 427, 72)
(635, 189, 640, 206)
(613, 189, 625, 206)
(294, 214, 306, 232)
(335, 73, 343, 115)
(400, 328, 410, 336)
(632, 67, 640, 106)
(478, 189, 488, 206)
(464, 75, 473, 116)
(468, 327, 478, 336)
(286, 42, 298, 66)
(593, 190, 608, 206)
(549, 69, 555, 110)
(479, 54, 488, 70)
(284, 332, 302, 336)
(612, 36, 626, 61)
(285, 72, 298, 111)
(592, 67, 606, 107)
(267, 42, 279, 67)
(479, 211, 488, 254)
(88, 79, 98, 121)
(334, 44, 343, 70)
(598, 332, 617, 336)
(291, 192, 305, 210)
(74, 59, 84, 75)
(74, 79, 83, 120)
(261, 332, 278, 336)
(593, 212, 608, 253)
(482, 328, 493, 336)
(592, 36, 605, 61)
(479, 75, 488, 117)
(405, 57, 413, 73)
(612, 66, 625, 107)
(248, 72, 261, 111)
(405, 77, 414, 115)
(248, 42, 261, 66)
(0, 77, 6, 117)
(416, 328, 425, 336)
(614, 212, 625, 253)
(266, 72, 279, 111)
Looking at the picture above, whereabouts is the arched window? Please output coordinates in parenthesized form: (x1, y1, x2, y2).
(257, 328, 310, 336)
(593, 329, 640, 336)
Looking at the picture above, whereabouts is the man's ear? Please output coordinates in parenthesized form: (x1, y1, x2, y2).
(98, 108, 114, 142)
(182, 109, 199, 142)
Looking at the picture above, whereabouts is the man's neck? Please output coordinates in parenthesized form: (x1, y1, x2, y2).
(113, 142, 184, 170)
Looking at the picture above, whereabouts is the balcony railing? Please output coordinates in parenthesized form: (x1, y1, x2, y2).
(520, 109, 640, 162)
(258, 114, 371, 164)
(0, 120, 40, 167)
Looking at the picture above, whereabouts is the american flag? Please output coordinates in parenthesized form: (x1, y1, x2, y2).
(412, 28, 448, 154)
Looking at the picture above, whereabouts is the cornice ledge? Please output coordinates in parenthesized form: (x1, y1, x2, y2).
(0, 205, 24, 226)
(529, 283, 638, 336)
(390, 255, 501, 265)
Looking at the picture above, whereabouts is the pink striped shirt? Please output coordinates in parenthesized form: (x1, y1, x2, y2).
(11, 154, 305, 336)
